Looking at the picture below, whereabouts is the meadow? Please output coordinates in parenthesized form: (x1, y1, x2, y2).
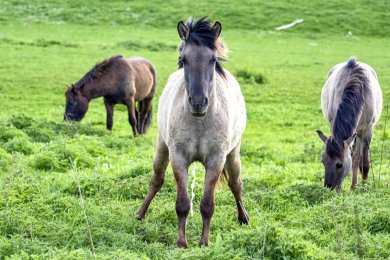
(0, 0, 390, 259)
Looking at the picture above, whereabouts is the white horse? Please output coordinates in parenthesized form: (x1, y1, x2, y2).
(317, 57, 382, 190)
(136, 17, 249, 248)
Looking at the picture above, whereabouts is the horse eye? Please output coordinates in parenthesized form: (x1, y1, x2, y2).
(210, 57, 217, 64)
(180, 56, 188, 65)
(336, 163, 343, 169)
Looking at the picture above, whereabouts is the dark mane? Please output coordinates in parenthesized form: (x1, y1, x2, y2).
(178, 17, 226, 77)
(325, 137, 344, 159)
(75, 55, 124, 87)
(332, 58, 367, 142)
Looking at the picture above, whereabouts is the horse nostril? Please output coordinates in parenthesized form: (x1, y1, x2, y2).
(188, 97, 192, 105)
(204, 97, 209, 106)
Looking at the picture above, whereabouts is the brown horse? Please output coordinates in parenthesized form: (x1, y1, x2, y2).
(64, 55, 157, 136)
(136, 18, 249, 248)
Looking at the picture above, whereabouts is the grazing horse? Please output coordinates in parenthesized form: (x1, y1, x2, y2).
(317, 57, 382, 190)
(136, 17, 249, 248)
(64, 55, 157, 136)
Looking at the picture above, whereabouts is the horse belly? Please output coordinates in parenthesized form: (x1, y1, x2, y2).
(104, 93, 128, 104)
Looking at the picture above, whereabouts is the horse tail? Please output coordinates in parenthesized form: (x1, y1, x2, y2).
(143, 105, 153, 131)
(143, 64, 157, 131)
(149, 63, 157, 97)
(332, 57, 367, 142)
(137, 101, 142, 121)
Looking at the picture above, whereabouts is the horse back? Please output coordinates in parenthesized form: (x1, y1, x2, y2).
(321, 61, 383, 130)
(122, 57, 156, 101)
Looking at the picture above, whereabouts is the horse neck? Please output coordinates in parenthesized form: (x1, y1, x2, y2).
(331, 79, 365, 142)
(81, 79, 106, 101)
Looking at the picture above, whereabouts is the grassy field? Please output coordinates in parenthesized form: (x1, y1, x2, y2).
(0, 0, 390, 259)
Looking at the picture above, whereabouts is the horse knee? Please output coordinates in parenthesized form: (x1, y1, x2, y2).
(200, 198, 214, 220)
(153, 162, 165, 173)
(228, 178, 243, 190)
(151, 173, 164, 189)
(176, 198, 190, 218)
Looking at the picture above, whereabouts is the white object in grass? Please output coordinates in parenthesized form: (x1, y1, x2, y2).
(275, 18, 304, 31)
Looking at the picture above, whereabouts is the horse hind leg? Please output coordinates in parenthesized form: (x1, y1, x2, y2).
(199, 156, 226, 247)
(125, 97, 138, 136)
(136, 133, 169, 220)
(136, 101, 143, 133)
(138, 97, 153, 135)
(224, 143, 249, 225)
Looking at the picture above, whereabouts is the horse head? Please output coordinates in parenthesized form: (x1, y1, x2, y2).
(64, 84, 89, 121)
(317, 130, 356, 190)
(177, 17, 226, 117)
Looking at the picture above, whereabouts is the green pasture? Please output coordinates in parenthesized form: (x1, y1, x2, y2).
(0, 0, 389, 259)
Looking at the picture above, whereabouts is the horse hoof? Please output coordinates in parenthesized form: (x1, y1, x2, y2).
(135, 212, 145, 220)
(198, 240, 209, 247)
(238, 214, 250, 225)
(176, 239, 188, 249)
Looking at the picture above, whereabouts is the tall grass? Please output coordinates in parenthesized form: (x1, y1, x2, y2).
(0, 0, 389, 258)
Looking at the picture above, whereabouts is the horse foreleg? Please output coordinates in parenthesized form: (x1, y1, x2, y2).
(225, 143, 249, 225)
(136, 133, 169, 220)
(199, 156, 225, 247)
(171, 155, 190, 248)
(104, 99, 114, 130)
(360, 132, 372, 188)
(126, 98, 138, 136)
(136, 101, 143, 134)
(351, 136, 362, 190)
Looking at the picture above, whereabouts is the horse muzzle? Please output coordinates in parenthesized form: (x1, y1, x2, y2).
(188, 96, 208, 117)
(324, 177, 342, 191)
(64, 113, 82, 121)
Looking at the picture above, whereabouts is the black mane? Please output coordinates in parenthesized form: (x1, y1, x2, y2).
(75, 55, 123, 87)
(325, 137, 344, 159)
(184, 17, 218, 50)
(326, 58, 367, 158)
(178, 17, 226, 77)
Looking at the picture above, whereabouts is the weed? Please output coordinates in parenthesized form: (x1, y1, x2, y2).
(236, 68, 267, 85)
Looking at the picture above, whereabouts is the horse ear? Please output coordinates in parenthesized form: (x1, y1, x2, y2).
(177, 21, 189, 41)
(71, 84, 80, 94)
(344, 133, 357, 147)
(212, 21, 222, 37)
(65, 85, 71, 95)
(316, 130, 328, 144)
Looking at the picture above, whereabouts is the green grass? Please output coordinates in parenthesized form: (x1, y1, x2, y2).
(0, 0, 390, 259)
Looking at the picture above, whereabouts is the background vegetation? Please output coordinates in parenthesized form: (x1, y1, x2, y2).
(0, 0, 389, 258)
